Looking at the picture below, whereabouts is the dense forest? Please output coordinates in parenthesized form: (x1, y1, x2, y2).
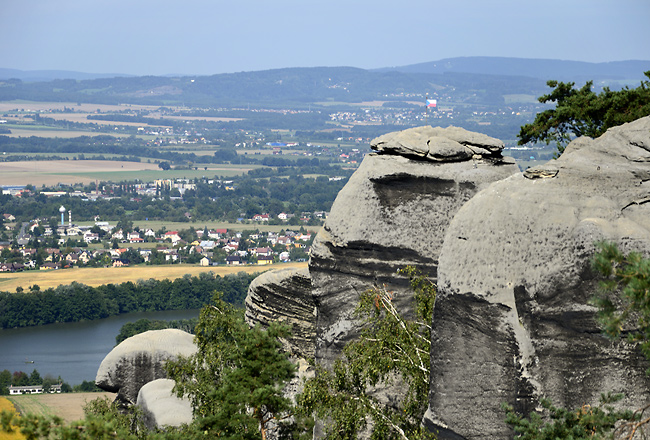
(0, 271, 256, 329)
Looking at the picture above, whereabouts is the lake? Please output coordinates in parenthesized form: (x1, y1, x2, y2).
(0, 309, 200, 385)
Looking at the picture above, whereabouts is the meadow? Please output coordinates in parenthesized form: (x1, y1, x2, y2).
(0, 261, 308, 292)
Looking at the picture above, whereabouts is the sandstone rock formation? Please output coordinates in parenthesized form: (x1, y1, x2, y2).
(310, 125, 519, 368)
(424, 117, 650, 439)
(96, 329, 197, 405)
(245, 267, 315, 358)
(137, 379, 193, 430)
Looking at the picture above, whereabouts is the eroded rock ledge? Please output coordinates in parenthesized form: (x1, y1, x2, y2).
(310, 125, 518, 368)
(426, 116, 650, 439)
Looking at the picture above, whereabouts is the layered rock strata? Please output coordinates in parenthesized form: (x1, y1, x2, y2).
(425, 117, 650, 439)
(245, 267, 315, 358)
(96, 329, 197, 406)
(310, 125, 519, 368)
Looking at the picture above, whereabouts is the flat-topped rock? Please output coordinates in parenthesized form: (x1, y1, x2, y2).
(370, 125, 505, 160)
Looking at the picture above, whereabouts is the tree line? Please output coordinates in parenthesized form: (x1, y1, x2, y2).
(0, 271, 256, 329)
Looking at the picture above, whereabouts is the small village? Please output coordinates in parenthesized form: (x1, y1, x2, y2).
(0, 209, 317, 273)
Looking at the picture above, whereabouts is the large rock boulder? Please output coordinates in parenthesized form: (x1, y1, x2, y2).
(137, 379, 193, 430)
(96, 329, 197, 406)
(425, 117, 650, 439)
(245, 267, 315, 358)
(310, 125, 519, 368)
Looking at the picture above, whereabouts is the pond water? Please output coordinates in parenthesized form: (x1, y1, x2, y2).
(0, 309, 200, 385)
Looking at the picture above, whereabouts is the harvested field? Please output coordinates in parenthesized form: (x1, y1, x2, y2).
(0, 160, 257, 185)
(7, 392, 115, 424)
(0, 160, 162, 186)
(0, 160, 160, 186)
(0, 262, 308, 292)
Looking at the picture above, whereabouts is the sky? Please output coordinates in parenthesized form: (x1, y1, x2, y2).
(2, 0, 649, 76)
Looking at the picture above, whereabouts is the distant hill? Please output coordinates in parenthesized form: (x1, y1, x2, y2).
(0, 66, 547, 108)
(375, 57, 650, 83)
(0, 68, 133, 82)
(1, 57, 648, 109)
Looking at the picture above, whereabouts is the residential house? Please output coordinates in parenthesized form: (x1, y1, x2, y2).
(83, 232, 99, 243)
(40, 262, 60, 270)
(66, 227, 83, 236)
(199, 257, 211, 266)
(257, 255, 274, 265)
(112, 259, 129, 267)
(252, 214, 270, 222)
(65, 253, 80, 265)
(252, 247, 273, 257)
(45, 248, 61, 262)
(297, 233, 312, 242)
(0, 262, 24, 272)
(226, 255, 242, 266)
(163, 231, 182, 244)
(9, 385, 43, 395)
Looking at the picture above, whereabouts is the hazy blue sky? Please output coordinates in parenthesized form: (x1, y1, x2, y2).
(2, 0, 649, 76)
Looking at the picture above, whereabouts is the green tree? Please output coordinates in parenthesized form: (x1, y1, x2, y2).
(592, 242, 650, 364)
(502, 394, 635, 440)
(299, 267, 436, 440)
(518, 71, 650, 154)
(166, 292, 299, 439)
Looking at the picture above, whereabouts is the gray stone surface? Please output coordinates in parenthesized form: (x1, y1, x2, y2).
(310, 125, 518, 368)
(371, 125, 505, 160)
(137, 378, 193, 430)
(425, 117, 650, 439)
(95, 329, 197, 405)
(245, 267, 315, 358)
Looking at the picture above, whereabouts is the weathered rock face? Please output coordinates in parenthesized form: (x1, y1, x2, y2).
(425, 117, 650, 439)
(96, 329, 197, 406)
(245, 267, 315, 358)
(310, 125, 519, 368)
(137, 379, 193, 430)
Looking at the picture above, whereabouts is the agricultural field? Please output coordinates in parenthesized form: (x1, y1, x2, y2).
(0, 261, 308, 292)
(7, 392, 114, 424)
(0, 160, 257, 186)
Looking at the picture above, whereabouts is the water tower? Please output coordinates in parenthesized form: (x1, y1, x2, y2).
(59, 205, 66, 226)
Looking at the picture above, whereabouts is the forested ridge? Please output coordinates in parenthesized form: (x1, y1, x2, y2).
(0, 271, 256, 329)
